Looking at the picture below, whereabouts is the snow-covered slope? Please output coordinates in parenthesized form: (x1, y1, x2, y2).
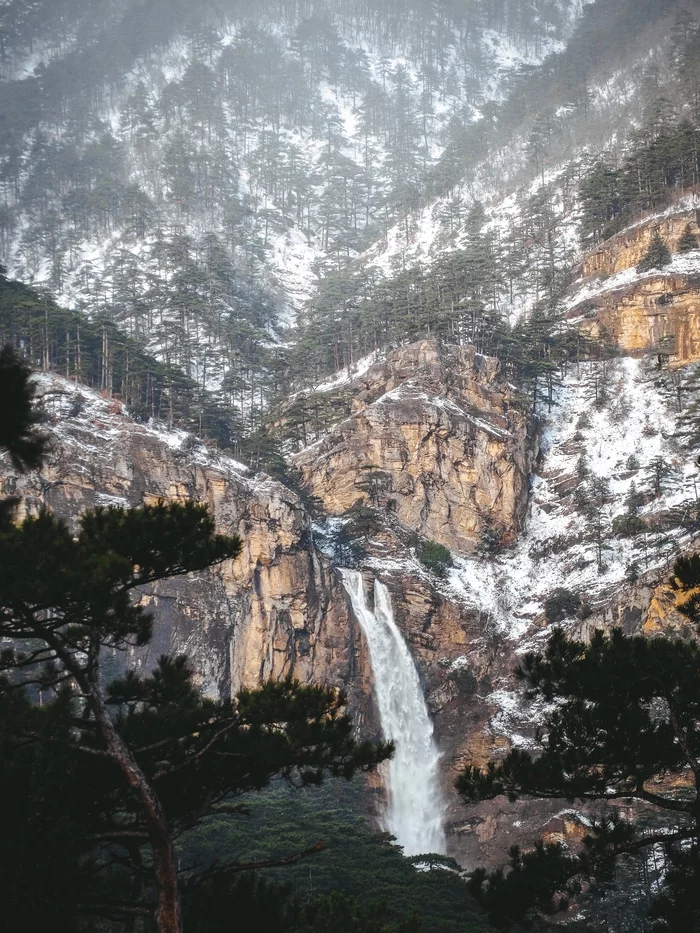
(0, 0, 591, 399)
(448, 356, 699, 642)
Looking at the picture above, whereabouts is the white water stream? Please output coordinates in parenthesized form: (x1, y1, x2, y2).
(341, 569, 447, 856)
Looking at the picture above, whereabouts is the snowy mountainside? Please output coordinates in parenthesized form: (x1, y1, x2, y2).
(5, 1, 700, 882)
(1, 0, 586, 351)
(447, 356, 700, 642)
(291, 0, 694, 390)
(31, 370, 252, 487)
(358, 39, 672, 331)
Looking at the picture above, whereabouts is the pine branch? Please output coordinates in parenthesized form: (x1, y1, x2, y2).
(151, 719, 239, 781)
(635, 787, 696, 814)
(76, 900, 153, 919)
(89, 831, 150, 843)
(196, 841, 325, 881)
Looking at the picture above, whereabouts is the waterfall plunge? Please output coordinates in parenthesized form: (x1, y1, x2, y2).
(341, 569, 446, 857)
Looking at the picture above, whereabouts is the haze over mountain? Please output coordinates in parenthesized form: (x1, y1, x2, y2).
(3, 1, 700, 930)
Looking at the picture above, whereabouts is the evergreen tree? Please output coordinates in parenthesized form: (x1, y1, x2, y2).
(636, 228, 672, 273)
(612, 480, 646, 537)
(625, 480, 643, 515)
(0, 375, 390, 933)
(579, 161, 622, 245)
(457, 601, 700, 929)
(678, 222, 698, 252)
(646, 454, 675, 497)
(0, 343, 47, 473)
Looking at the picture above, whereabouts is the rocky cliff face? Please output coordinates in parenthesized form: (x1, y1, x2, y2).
(0, 350, 547, 869)
(287, 336, 545, 865)
(5, 277, 699, 874)
(569, 207, 700, 364)
(293, 340, 537, 554)
(572, 273, 700, 363)
(1, 373, 374, 719)
(582, 206, 700, 278)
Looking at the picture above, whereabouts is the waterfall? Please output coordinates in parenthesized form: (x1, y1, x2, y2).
(341, 569, 446, 857)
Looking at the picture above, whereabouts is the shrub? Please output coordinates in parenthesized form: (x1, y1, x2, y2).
(625, 561, 641, 583)
(419, 540, 454, 577)
(612, 514, 646, 538)
(181, 433, 201, 451)
(544, 588, 582, 625)
(678, 222, 698, 253)
(478, 524, 506, 556)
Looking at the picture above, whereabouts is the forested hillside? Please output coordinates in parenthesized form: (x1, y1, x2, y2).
(6, 3, 700, 931)
(4, 0, 698, 469)
(1, 0, 590, 456)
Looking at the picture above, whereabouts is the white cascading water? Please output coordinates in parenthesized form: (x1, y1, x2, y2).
(341, 569, 446, 856)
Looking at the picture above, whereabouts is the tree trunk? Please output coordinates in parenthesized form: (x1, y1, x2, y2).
(42, 630, 184, 933)
(87, 676, 183, 933)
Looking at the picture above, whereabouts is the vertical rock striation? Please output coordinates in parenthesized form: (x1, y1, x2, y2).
(293, 339, 537, 554)
(0, 374, 373, 717)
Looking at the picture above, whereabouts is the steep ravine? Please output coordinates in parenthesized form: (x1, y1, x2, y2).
(0, 343, 546, 868)
(4, 263, 700, 873)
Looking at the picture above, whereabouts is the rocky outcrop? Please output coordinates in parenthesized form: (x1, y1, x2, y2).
(567, 205, 700, 363)
(1, 374, 374, 718)
(583, 207, 700, 279)
(571, 273, 700, 363)
(580, 560, 697, 638)
(293, 340, 537, 555)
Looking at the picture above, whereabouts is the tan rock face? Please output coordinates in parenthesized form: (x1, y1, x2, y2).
(569, 207, 700, 363)
(583, 209, 700, 278)
(292, 340, 537, 554)
(2, 375, 374, 717)
(573, 274, 700, 363)
(579, 563, 696, 638)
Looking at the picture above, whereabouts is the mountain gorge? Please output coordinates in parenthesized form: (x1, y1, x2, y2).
(4, 0, 700, 929)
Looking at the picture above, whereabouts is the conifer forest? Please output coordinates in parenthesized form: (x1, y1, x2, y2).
(4, 1, 700, 931)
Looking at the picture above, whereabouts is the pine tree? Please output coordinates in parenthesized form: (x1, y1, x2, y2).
(0, 344, 47, 473)
(357, 465, 393, 508)
(646, 454, 675, 497)
(637, 228, 672, 273)
(0, 375, 390, 933)
(457, 590, 700, 930)
(579, 160, 622, 245)
(678, 221, 698, 252)
(625, 480, 642, 515)
(612, 481, 646, 536)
